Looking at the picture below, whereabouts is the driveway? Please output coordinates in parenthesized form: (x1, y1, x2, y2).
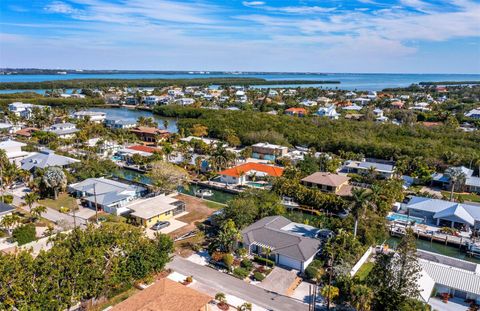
(145, 218, 188, 239)
(167, 256, 308, 311)
(258, 267, 299, 295)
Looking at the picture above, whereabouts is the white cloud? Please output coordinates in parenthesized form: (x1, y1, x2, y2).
(242, 1, 265, 6)
(44, 1, 79, 14)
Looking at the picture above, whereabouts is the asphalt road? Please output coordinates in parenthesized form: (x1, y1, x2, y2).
(167, 256, 309, 311)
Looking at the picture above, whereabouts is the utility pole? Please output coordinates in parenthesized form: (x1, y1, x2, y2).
(93, 183, 98, 224)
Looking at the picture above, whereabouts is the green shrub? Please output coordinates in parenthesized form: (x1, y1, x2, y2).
(253, 272, 265, 281)
(233, 267, 250, 279)
(12, 224, 36, 245)
(253, 255, 275, 267)
(0, 195, 13, 204)
(240, 259, 253, 270)
(223, 253, 234, 269)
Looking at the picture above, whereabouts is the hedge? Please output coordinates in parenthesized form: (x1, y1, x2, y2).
(253, 255, 275, 267)
(253, 272, 265, 281)
(12, 224, 36, 245)
(240, 259, 253, 270)
(233, 267, 250, 279)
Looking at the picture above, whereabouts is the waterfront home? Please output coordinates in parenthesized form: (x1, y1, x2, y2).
(431, 166, 480, 194)
(104, 118, 137, 129)
(143, 95, 163, 105)
(130, 126, 170, 144)
(72, 111, 106, 123)
(317, 105, 340, 119)
(8, 102, 45, 119)
(20, 149, 79, 171)
(175, 98, 196, 106)
(301, 172, 353, 196)
(405, 196, 480, 231)
(240, 216, 322, 272)
(218, 162, 283, 185)
(128, 195, 185, 227)
(343, 160, 395, 179)
(465, 108, 480, 119)
(416, 250, 480, 305)
(111, 278, 212, 311)
(47, 122, 79, 139)
(0, 122, 20, 134)
(116, 145, 161, 161)
(0, 139, 30, 165)
(251, 142, 288, 161)
(69, 177, 146, 215)
(285, 107, 307, 117)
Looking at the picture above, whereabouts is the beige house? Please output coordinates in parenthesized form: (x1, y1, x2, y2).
(301, 172, 353, 196)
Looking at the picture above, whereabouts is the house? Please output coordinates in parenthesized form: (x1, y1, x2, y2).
(0, 122, 20, 134)
(465, 108, 480, 119)
(8, 102, 45, 119)
(218, 162, 284, 185)
(317, 105, 340, 120)
(116, 145, 161, 161)
(342, 104, 363, 111)
(175, 98, 196, 106)
(0, 202, 15, 220)
(69, 177, 146, 215)
(0, 139, 30, 164)
(285, 107, 307, 117)
(431, 166, 480, 194)
(405, 196, 480, 231)
(111, 278, 212, 311)
(301, 172, 353, 196)
(20, 149, 79, 171)
(15, 127, 39, 138)
(72, 111, 106, 123)
(128, 195, 186, 227)
(47, 123, 79, 139)
(352, 97, 370, 105)
(416, 250, 480, 304)
(104, 118, 137, 129)
(343, 160, 395, 179)
(180, 136, 224, 147)
(300, 99, 317, 107)
(144, 95, 162, 105)
(130, 126, 170, 144)
(241, 216, 323, 272)
(251, 142, 288, 161)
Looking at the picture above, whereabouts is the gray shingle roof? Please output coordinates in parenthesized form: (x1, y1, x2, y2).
(20, 150, 79, 170)
(241, 216, 321, 262)
(0, 202, 15, 216)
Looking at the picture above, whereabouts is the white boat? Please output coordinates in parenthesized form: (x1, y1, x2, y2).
(467, 242, 480, 258)
(195, 188, 214, 198)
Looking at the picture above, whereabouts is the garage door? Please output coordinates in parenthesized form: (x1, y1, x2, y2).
(278, 255, 302, 271)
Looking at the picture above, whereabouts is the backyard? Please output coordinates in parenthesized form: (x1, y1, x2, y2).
(441, 191, 480, 203)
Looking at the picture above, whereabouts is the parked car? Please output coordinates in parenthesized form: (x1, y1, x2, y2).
(151, 221, 170, 231)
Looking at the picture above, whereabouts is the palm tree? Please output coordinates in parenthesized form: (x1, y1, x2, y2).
(350, 284, 373, 311)
(445, 167, 467, 201)
(31, 205, 47, 221)
(0, 214, 20, 235)
(24, 192, 39, 213)
(349, 188, 372, 237)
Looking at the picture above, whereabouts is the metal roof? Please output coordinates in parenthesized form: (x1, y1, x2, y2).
(20, 150, 79, 170)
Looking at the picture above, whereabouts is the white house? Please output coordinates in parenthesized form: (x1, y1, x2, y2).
(465, 108, 480, 119)
(343, 160, 395, 179)
(72, 111, 106, 123)
(317, 105, 340, 120)
(0, 139, 30, 165)
(47, 123, 79, 139)
(8, 102, 46, 119)
(104, 118, 137, 129)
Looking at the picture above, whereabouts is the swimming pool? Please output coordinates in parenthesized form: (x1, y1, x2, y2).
(387, 213, 425, 224)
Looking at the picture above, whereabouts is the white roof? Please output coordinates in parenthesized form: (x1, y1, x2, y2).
(419, 259, 480, 296)
(252, 142, 288, 150)
(128, 195, 180, 220)
(0, 139, 26, 148)
(407, 196, 480, 222)
(417, 268, 436, 302)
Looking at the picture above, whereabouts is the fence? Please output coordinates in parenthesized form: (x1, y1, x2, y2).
(350, 246, 374, 277)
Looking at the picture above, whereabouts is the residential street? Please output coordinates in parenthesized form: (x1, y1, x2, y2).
(167, 256, 309, 311)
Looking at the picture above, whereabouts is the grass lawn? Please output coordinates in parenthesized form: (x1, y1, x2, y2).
(440, 191, 480, 203)
(38, 193, 78, 211)
(205, 201, 225, 210)
(355, 261, 374, 282)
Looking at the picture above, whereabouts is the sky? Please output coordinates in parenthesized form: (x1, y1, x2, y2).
(0, 0, 479, 73)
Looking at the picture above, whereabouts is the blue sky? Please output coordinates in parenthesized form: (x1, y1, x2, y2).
(0, 0, 479, 73)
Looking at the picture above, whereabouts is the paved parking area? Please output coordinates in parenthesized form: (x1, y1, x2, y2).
(145, 217, 188, 238)
(258, 267, 299, 295)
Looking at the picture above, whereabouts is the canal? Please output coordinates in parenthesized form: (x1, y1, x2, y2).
(89, 107, 178, 133)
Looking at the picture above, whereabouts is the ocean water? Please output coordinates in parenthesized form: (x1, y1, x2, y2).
(1, 72, 479, 91)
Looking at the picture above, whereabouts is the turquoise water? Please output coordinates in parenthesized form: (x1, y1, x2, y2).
(1, 73, 479, 91)
(89, 107, 178, 133)
(387, 236, 480, 264)
(387, 213, 425, 224)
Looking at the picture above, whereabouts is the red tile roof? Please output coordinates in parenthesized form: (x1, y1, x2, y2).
(285, 107, 307, 114)
(127, 145, 161, 154)
(218, 162, 284, 178)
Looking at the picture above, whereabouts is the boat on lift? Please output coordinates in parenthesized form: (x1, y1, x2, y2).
(195, 188, 214, 198)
